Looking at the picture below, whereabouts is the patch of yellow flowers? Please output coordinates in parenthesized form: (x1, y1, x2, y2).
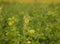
(24, 18, 29, 24)
(8, 16, 15, 26)
(23, 15, 30, 30)
(29, 29, 35, 35)
(8, 21, 14, 26)
(27, 41, 31, 44)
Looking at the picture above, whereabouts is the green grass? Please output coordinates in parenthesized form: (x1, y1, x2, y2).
(0, 2, 60, 44)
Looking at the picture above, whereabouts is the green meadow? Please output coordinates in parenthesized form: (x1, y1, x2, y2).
(0, 1, 60, 44)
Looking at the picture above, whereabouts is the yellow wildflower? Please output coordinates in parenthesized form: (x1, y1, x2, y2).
(24, 18, 29, 24)
(8, 21, 14, 26)
(27, 41, 31, 44)
(29, 29, 35, 35)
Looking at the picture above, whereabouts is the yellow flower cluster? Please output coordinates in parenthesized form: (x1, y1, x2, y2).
(24, 18, 29, 24)
(8, 21, 14, 26)
(23, 15, 30, 30)
(29, 29, 35, 35)
(8, 16, 15, 27)
(27, 41, 31, 44)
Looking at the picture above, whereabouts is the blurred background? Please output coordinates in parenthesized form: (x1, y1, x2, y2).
(0, 0, 60, 3)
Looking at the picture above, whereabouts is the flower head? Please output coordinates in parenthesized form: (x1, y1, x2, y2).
(27, 41, 31, 44)
(8, 21, 14, 26)
(29, 29, 35, 35)
(24, 18, 29, 24)
(24, 15, 30, 24)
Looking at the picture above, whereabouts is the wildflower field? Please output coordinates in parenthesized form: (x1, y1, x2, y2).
(0, 1, 60, 44)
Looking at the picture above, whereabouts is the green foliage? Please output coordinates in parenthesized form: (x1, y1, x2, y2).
(0, 2, 60, 44)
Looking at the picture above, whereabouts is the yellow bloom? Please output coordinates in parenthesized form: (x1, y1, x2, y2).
(24, 18, 29, 24)
(8, 21, 14, 26)
(29, 29, 35, 35)
(27, 41, 31, 44)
